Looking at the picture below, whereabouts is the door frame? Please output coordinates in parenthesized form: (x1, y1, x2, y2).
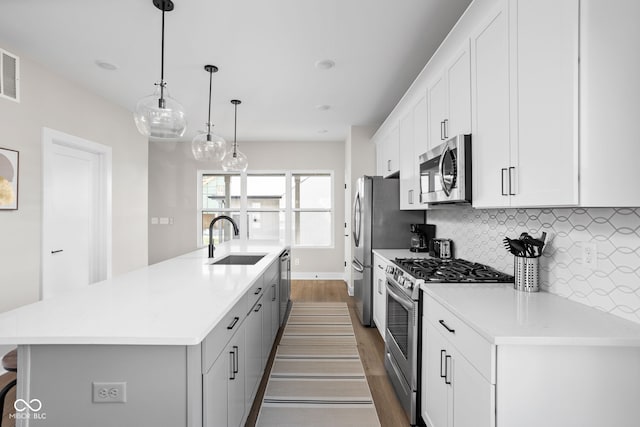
(41, 127, 112, 299)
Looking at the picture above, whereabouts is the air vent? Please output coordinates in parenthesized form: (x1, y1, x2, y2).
(0, 48, 20, 103)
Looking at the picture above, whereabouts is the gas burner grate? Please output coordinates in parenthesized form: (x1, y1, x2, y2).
(394, 257, 513, 283)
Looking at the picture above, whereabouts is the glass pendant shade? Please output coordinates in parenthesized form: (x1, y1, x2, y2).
(192, 130, 226, 161)
(134, 85, 187, 139)
(222, 99, 248, 171)
(222, 150, 248, 172)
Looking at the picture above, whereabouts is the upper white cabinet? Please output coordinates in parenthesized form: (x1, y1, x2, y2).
(470, 1, 511, 208)
(579, 0, 640, 206)
(472, 0, 579, 208)
(400, 94, 429, 210)
(428, 43, 472, 149)
(375, 126, 400, 177)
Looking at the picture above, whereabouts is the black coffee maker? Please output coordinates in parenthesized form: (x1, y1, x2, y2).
(410, 224, 436, 252)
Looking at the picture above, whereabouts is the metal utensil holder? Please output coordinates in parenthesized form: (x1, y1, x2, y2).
(514, 256, 539, 292)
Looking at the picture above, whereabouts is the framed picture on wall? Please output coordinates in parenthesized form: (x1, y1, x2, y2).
(0, 147, 19, 210)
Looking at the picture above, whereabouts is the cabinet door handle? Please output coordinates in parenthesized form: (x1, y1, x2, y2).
(272, 284, 277, 301)
(445, 355, 452, 385)
(509, 166, 516, 196)
(254, 303, 262, 313)
(229, 349, 236, 380)
(409, 189, 414, 204)
(439, 319, 455, 334)
(233, 345, 239, 375)
(440, 121, 445, 140)
(227, 316, 240, 330)
(440, 349, 447, 379)
(387, 159, 391, 172)
(501, 168, 508, 196)
(443, 119, 448, 139)
(254, 287, 262, 295)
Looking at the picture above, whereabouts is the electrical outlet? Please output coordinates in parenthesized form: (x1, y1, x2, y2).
(92, 382, 127, 403)
(582, 242, 597, 269)
(294, 258, 300, 266)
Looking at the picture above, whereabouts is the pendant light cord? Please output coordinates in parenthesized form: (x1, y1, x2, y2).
(207, 69, 213, 137)
(158, 7, 166, 108)
(233, 102, 238, 158)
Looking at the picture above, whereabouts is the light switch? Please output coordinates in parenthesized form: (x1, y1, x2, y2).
(159, 217, 169, 225)
(151, 217, 159, 225)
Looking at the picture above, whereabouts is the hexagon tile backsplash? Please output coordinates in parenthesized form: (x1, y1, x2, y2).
(428, 207, 640, 325)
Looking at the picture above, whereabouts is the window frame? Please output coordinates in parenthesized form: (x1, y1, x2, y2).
(196, 169, 334, 249)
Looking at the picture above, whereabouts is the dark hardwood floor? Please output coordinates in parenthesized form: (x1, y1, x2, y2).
(245, 280, 410, 427)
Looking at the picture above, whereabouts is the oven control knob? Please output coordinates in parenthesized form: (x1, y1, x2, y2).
(398, 275, 405, 285)
(386, 266, 394, 274)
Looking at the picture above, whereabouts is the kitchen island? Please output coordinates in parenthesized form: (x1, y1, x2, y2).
(0, 241, 288, 427)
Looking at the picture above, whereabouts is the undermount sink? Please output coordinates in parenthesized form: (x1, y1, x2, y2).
(210, 254, 266, 266)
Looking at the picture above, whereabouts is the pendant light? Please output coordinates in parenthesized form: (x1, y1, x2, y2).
(222, 100, 248, 172)
(192, 65, 226, 161)
(133, 0, 187, 140)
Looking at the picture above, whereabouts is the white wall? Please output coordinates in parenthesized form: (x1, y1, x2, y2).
(148, 139, 345, 276)
(0, 42, 148, 313)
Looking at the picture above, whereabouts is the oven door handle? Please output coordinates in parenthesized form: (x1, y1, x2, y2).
(386, 281, 414, 311)
(352, 259, 368, 273)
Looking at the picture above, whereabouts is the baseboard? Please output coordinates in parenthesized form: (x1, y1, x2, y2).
(291, 272, 346, 281)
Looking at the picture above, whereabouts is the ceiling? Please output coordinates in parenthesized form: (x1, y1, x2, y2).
(0, 0, 471, 143)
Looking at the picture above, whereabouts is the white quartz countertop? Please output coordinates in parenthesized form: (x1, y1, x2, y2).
(0, 241, 287, 346)
(421, 282, 640, 347)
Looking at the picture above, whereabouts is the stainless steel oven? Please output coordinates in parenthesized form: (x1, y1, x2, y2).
(419, 134, 472, 205)
(384, 270, 420, 425)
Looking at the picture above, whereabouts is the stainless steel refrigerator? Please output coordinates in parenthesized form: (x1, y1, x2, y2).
(351, 176, 424, 326)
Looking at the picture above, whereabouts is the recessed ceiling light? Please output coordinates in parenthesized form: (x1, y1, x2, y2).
(95, 60, 118, 71)
(315, 104, 331, 111)
(318, 129, 328, 134)
(315, 59, 336, 70)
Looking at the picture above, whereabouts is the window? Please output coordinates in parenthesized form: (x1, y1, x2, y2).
(247, 174, 286, 241)
(197, 171, 333, 248)
(201, 174, 241, 246)
(292, 174, 332, 246)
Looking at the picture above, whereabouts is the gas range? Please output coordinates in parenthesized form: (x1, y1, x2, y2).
(385, 257, 514, 299)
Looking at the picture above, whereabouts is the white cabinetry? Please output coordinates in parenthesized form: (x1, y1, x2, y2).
(422, 294, 494, 427)
(245, 294, 264, 403)
(375, 126, 400, 177)
(472, 0, 579, 208)
(400, 95, 429, 210)
(202, 256, 282, 427)
(428, 43, 471, 149)
(579, 0, 640, 206)
(204, 327, 246, 427)
(372, 254, 389, 340)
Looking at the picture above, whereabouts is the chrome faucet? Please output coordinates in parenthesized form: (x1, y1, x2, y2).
(208, 215, 240, 258)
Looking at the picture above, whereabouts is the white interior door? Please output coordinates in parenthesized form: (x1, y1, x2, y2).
(42, 128, 112, 300)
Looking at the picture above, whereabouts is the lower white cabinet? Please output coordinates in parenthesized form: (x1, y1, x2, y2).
(202, 256, 284, 427)
(421, 290, 640, 427)
(204, 326, 246, 427)
(245, 295, 264, 403)
(422, 316, 494, 427)
(372, 254, 389, 340)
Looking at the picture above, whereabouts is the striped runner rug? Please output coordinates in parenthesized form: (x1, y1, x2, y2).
(256, 302, 381, 427)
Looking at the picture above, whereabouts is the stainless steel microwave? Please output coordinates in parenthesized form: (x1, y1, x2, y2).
(419, 134, 472, 205)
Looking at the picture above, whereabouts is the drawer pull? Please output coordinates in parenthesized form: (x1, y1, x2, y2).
(254, 287, 262, 295)
(440, 350, 446, 379)
(229, 350, 235, 380)
(439, 319, 455, 334)
(233, 345, 239, 374)
(445, 355, 452, 385)
(227, 316, 240, 330)
(254, 303, 262, 313)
